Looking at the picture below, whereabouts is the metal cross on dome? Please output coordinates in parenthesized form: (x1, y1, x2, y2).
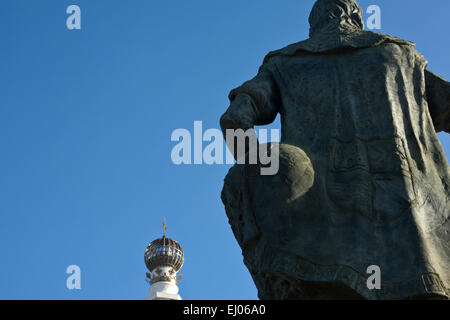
(163, 218, 167, 238)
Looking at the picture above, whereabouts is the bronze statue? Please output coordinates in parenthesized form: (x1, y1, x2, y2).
(220, 0, 450, 299)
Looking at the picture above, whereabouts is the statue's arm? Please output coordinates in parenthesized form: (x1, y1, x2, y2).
(425, 69, 450, 133)
(220, 62, 281, 159)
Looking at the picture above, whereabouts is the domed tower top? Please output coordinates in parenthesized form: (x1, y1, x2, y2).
(144, 220, 184, 286)
(144, 235, 184, 274)
(144, 221, 184, 300)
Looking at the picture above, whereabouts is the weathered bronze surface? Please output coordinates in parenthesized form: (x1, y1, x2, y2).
(220, 0, 450, 300)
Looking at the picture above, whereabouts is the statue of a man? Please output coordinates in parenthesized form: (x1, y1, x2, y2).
(220, 0, 450, 299)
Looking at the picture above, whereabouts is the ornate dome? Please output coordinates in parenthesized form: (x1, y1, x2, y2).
(144, 236, 184, 272)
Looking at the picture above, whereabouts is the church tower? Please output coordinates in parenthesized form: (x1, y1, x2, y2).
(144, 221, 184, 300)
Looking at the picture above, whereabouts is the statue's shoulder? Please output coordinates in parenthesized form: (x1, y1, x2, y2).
(369, 31, 415, 48)
(263, 41, 308, 64)
(263, 31, 416, 64)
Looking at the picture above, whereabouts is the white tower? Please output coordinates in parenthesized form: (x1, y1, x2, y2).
(144, 223, 184, 300)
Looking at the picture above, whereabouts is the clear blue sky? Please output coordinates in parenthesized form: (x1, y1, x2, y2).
(0, 0, 449, 300)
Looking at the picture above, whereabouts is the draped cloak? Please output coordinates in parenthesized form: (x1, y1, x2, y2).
(224, 31, 450, 299)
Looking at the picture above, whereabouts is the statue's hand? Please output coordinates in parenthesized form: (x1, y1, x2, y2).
(220, 96, 256, 133)
(222, 124, 260, 163)
(221, 94, 259, 161)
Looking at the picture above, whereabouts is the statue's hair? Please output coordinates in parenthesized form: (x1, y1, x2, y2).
(309, 0, 364, 37)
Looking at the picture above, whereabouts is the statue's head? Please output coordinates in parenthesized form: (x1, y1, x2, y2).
(309, 0, 364, 37)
